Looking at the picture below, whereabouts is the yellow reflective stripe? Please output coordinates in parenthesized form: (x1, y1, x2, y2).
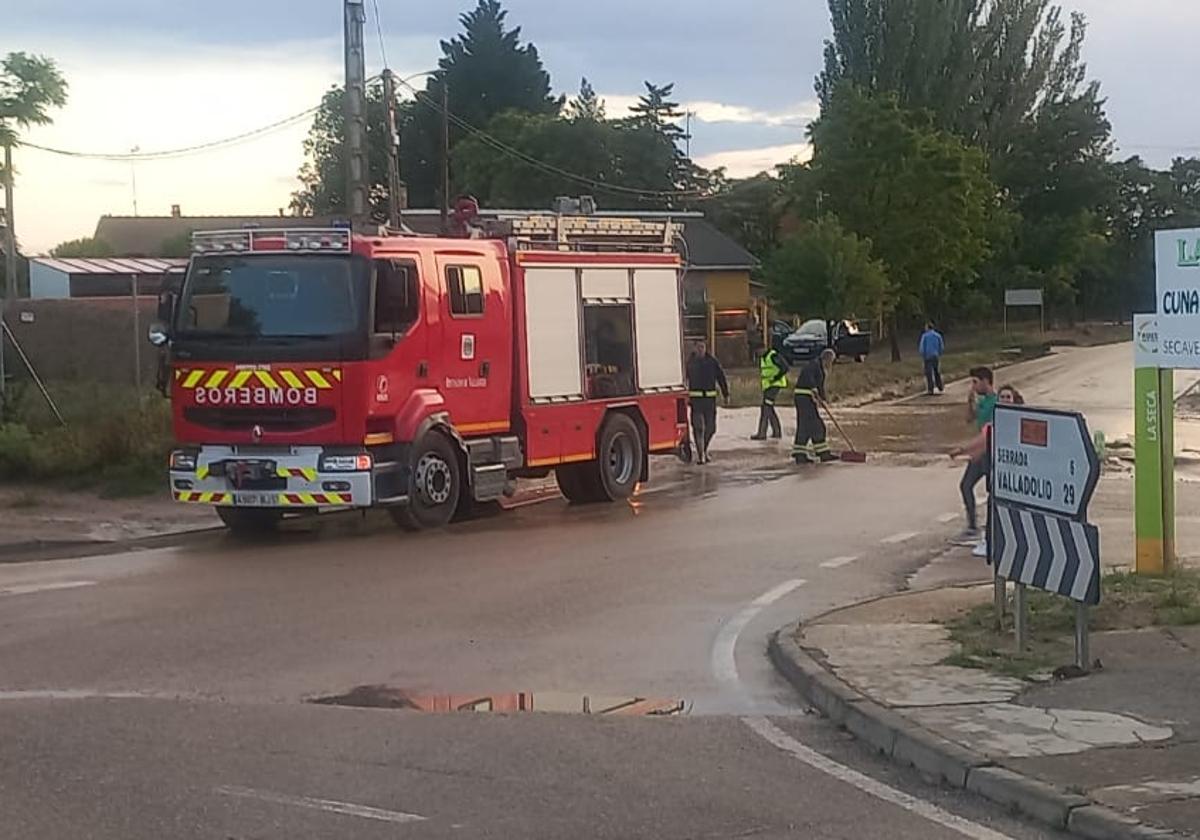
(306, 370, 332, 389)
(229, 370, 254, 388)
(196, 465, 210, 480)
(204, 369, 229, 389)
(173, 369, 182, 381)
(255, 371, 280, 389)
(689, 390, 718, 397)
(795, 388, 815, 396)
(332, 370, 343, 382)
(279, 370, 305, 389)
(276, 467, 317, 481)
(182, 370, 205, 389)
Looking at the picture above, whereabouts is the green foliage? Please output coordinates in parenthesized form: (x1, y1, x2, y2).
(0, 52, 68, 145)
(0, 387, 172, 496)
(566, 78, 605, 122)
(159, 230, 195, 258)
(699, 174, 785, 257)
(763, 217, 887, 320)
(804, 86, 1000, 320)
(49, 236, 113, 258)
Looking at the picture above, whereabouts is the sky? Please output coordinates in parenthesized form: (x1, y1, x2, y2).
(6, 0, 1200, 253)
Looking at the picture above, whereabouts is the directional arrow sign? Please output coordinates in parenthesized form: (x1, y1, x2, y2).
(991, 405, 1100, 521)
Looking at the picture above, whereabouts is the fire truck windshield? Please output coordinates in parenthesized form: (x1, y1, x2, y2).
(176, 254, 368, 340)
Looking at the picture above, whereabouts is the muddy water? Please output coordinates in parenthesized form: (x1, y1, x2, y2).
(831, 400, 977, 455)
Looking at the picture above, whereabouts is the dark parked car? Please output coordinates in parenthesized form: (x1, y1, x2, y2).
(772, 318, 872, 364)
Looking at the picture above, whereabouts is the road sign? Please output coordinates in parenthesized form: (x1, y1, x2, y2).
(993, 503, 1101, 605)
(1154, 228, 1200, 369)
(1005, 288, 1044, 307)
(992, 405, 1100, 521)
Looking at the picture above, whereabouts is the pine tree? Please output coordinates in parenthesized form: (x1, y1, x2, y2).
(567, 78, 605, 122)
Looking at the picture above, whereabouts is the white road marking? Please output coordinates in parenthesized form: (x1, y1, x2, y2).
(937, 513, 959, 524)
(712, 579, 806, 686)
(0, 580, 96, 597)
(216, 785, 425, 825)
(880, 531, 920, 545)
(820, 556, 858, 569)
(742, 717, 1014, 840)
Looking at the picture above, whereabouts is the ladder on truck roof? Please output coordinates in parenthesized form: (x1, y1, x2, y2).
(490, 214, 681, 254)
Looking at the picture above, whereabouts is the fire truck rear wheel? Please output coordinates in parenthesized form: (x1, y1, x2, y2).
(216, 507, 282, 536)
(596, 413, 643, 501)
(392, 431, 461, 531)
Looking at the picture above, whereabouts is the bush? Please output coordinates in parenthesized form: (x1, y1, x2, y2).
(0, 389, 172, 495)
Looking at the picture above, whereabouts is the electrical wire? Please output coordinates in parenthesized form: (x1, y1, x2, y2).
(394, 75, 720, 202)
(371, 0, 390, 70)
(20, 75, 382, 162)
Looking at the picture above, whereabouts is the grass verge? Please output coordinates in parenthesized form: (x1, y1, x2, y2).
(0, 381, 171, 498)
(942, 569, 1200, 679)
(726, 330, 1049, 409)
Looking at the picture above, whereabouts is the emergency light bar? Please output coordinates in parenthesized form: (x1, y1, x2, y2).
(191, 228, 351, 254)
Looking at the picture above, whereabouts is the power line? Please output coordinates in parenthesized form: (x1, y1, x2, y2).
(22, 105, 322, 161)
(371, 0, 390, 70)
(395, 76, 717, 201)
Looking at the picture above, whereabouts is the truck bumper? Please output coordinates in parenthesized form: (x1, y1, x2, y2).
(169, 445, 375, 510)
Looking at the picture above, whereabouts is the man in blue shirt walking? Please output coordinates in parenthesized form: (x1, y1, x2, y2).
(919, 321, 945, 395)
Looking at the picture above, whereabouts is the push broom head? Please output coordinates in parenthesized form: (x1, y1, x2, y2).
(840, 450, 868, 463)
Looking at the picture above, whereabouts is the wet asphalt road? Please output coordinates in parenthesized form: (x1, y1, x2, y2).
(0, 461, 1060, 839)
(7, 344, 1155, 839)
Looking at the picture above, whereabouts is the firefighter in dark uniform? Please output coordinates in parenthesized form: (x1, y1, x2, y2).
(686, 339, 730, 465)
(793, 349, 837, 464)
(751, 340, 790, 440)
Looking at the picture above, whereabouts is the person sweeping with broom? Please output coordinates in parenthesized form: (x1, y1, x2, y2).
(792, 349, 838, 465)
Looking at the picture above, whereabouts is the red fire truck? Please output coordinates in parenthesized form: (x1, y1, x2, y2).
(153, 213, 690, 534)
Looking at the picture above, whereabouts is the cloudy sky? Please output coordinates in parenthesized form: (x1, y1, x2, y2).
(7, 0, 1200, 253)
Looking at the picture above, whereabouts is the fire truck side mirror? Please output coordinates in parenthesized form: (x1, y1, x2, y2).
(148, 324, 169, 347)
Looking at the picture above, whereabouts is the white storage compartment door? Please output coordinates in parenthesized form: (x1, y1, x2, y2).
(523, 267, 584, 400)
(633, 268, 684, 390)
(581, 268, 630, 301)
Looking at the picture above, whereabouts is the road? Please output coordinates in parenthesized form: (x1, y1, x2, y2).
(0, 344, 1144, 840)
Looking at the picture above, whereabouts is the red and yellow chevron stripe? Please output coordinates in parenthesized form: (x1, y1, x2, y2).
(174, 367, 343, 390)
(174, 492, 231, 504)
(276, 467, 318, 482)
(280, 493, 354, 506)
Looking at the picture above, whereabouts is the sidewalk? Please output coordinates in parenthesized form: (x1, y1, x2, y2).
(0, 485, 220, 559)
(773, 550, 1199, 838)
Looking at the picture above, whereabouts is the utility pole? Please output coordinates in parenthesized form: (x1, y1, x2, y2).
(130, 146, 140, 216)
(1, 141, 15, 407)
(440, 82, 450, 235)
(381, 69, 404, 229)
(343, 0, 369, 225)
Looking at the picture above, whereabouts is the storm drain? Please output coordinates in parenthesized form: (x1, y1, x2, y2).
(310, 686, 687, 716)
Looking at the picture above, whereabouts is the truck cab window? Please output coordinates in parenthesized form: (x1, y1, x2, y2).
(447, 265, 484, 316)
(374, 260, 419, 334)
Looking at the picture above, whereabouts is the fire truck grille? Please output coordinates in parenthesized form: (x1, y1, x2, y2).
(183, 407, 336, 433)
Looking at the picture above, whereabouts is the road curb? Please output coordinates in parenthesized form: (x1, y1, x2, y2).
(768, 623, 1184, 840)
(0, 527, 224, 564)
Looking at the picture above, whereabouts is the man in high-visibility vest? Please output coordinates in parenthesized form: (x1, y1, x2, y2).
(751, 340, 789, 440)
(792, 349, 837, 465)
(686, 339, 730, 465)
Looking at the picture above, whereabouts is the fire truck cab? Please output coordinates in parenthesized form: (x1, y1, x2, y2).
(156, 213, 690, 534)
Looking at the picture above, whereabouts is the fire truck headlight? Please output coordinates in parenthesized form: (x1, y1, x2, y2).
(320, 454, 372, 472)
(170, 450, 198, 472)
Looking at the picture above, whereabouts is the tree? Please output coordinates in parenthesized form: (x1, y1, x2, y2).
(764, 217, 888, 321)
(49, 237, 113, 258)
(803, 86, 1001, 353)
(292, 85, 390, 217)
(293, 0, 560, 214)
(629, 82, 686, 142)
(704, 174, 786, 258)
(2, 52, 67, 299)
(0, 52, 68, 146)
(452, 111, 684, 208)
(567, 78, 605, 122)
(159, 231, 196, 259)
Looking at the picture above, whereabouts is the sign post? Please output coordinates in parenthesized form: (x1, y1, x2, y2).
(1133, 314, 1176, 574)
(1004, 288, 1045, 334)
(990, 404, 1101, 666)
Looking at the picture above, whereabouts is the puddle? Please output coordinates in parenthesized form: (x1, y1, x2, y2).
(310, 685, 688, 716)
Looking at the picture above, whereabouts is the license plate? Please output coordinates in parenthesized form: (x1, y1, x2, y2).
(233, 492, 277, 507)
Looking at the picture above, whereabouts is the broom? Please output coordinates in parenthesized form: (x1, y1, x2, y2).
(819, 399, 868, 463)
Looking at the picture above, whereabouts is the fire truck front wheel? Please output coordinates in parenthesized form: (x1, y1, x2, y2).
(391, 431, 462, 531)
